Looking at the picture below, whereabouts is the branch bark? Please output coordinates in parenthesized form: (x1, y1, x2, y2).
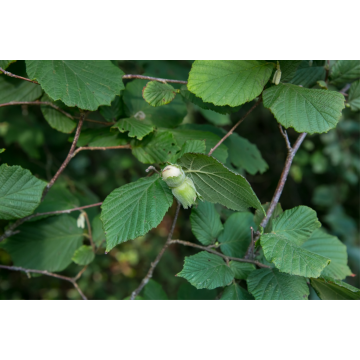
(130, 202, 181, 300)
(123, 74, 187, 84)
(0, 67, 39, 84)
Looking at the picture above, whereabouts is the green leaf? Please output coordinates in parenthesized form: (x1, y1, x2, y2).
(270, 206, 321, 246)
(180, 85, 241, 114)
(330, 60, 360, 85)
(218, 212, 255, 257)
(26, 60, 125, 111)
(123, 79, 187, 128)
(199, 108, 231, 126)
(0, 164, 47, 220)
(0, 148, 5, 154)
(302, 228, 352, 280)
(142, 81, 178, 107)
(190, 201, 223, 245)
(74, 128, 129, 147)
(310, 277, 360, 300)
(99, 95, 124, 122)
(220, 282, 254, 300)
(278, 60, 302, 82)
(263, 83, 345, 134)
(0, 76, 42, 103)
(175, 140, 206, 160)
(143, 279, 168, 300)
(1, 215, 83, 272)
(72, 245, 95, 265)
(101, 174, 173, 251)
(40, 94, 76, 133)
(188, 60, 274, 107)
(177, 282, 217, 300)
(348, 80, 360, 111)
(177, 153, 263, 213)
(177, 251, 234, 290)
(289, 60, 326, 88)
(228, 133, 268, 175)
(254, 203, 283, 234)
(247, 268, 309, 300)
(0, 60, 16, 71)
(229, 261, 256, 280)
(112, 118, 154, 140)
(92, 214, 105, 247)
(131, 131, 180, 164)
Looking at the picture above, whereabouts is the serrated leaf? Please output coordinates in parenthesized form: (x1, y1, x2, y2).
(0, 164, 47, 220)
(143, 279, 168, 300)
(0, 76, 42, 103)
(74, 128, 130, 147)
(190, 201, 223, 245)
(188, 60, 274, 107)
(271, 206, 321, 246)
(218, 212, 255, 257)
(177, 251, 234, 290)
(40, 94, 76, 134)
(123, 79, 187, 128)
(0, 215, 83, 272)
(302, 228, 352, 280)
(175, 140, 206, 160)
(131, 131, 180, 164)
(229, 261, 255, 280)
(101, 175, 173, 251)
(112, 118, 154, 140)
(177, 282, 217, 300)
(99, 95, 124, 122)
(278, 60, 302, 82)
(228, 133, 268, 175)
(310, 277, 360, 300)
(330, 60, 360, 85)
(92, 214, 105, 247)
(142, 81, 178, 107)
(177, 153, 263, 213)
(263, 83, 345, 134)
(254, 203, 283, 234)
(26, 60, 125, 111)
(220, 282, 254, 300)
(289, 60, 326, 87)
(348, 80, 360, 111)
(180, 85, 241, 114)
(247, 268, 309, 300)
(72, 245, 95, 265)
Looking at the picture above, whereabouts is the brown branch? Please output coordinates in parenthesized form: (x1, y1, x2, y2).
(0, 202, 103, 242)
(82, 212, 95, 253)
(41, 114, 85, 200)
(123, 74, 187, 84)
(208, 97, 262, 156)
(72, 144, 131, 157)
(0, 265, 87, 300)
(0, 67, 39, 84)
(170, 239, 270, 268)
(130, 202, 181, 300)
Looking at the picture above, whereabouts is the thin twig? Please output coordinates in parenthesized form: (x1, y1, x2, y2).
(170, 239, 270, 268)
(208, 98, 262, 156)
(130, 202, 181, 300)
(0, 265, 87, 300)
(82, 212, 95, 253)
(123, 74, 187, 84)
(41, 114, 85, 200)
(278, 124, 292, 151)
(72, 145, 131, 157)
(0, 202, 103, 242)
(340, 83, 351, 96)
(0, 67, 39, 84)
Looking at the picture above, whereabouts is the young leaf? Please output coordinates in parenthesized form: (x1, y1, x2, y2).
(310, 277, 360, 300)
(177, 153, 264, 213)
(188, 60, 274, 107)
(72, 245, 95, 266)
(177, 251, 234, 290)
(142, 81, 178, 107)
(177, 283, 217, 300)
(247, 268, 309, 300)
(220, 283, 254, 300)
(348, 80, 360, 112)
(190, 201, 223, 246)
(0, 215, 83, 272)
(263, 83, 345, 134)
(229, 261, 256, 280)
(143, 279, 168, 300)
(123, 79, 187, 128)
(101, 174, 173, 252)
(302, 228, 352, 280)
(112, 118, 155, 140)
(26, 60, 125, 111)
(330, 60, 360, 85)
(218, 212, 255, 258)
(288, 60, 326, 87)
(0, 164, 47, 220)
(0, 76, 42, 103)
